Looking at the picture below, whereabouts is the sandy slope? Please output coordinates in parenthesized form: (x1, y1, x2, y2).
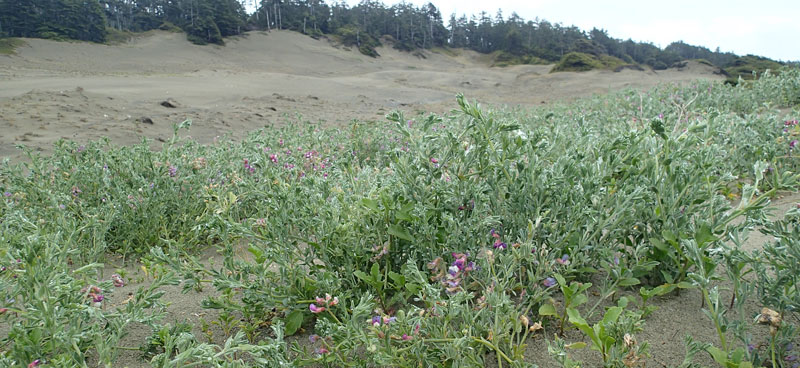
(0, 30, 724, 162)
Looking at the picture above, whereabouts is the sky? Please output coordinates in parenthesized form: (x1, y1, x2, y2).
(329, 0, 800, 62)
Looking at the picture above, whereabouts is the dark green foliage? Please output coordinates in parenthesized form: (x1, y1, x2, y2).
(725, 55, 784, 82)
(186, 16, 224, 45)
(0, 0, 107, 42)
(335, 24, 381, 57)
(552, 52, 603, 72)
(551, 52, 625, 72)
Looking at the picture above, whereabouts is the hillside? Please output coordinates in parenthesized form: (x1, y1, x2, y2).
(0, 30, 725, 162)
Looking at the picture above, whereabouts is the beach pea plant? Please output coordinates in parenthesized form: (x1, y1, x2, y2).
(1, 68, 799, 367)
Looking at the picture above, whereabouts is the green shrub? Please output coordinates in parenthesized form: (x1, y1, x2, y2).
(0, 38, 24, 55)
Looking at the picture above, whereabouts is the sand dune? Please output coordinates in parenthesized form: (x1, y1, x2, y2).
(0, 30, 724, 161)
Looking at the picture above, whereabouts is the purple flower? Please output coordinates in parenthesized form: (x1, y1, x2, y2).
(402, 333, 412, 341)
(465, 261, 477, 272)
(71, 186, 82, 196)
(3, 192, 11, 197)
(309, 304, 325, 313)
(556, 254, 570, 265)
(28, 360, 41, 368)
(371, 316, 381, 326)
(658, 113, 664, 119)
(309, 334, 319, 343)
(787, 355, 798, 362)
(168, 166, 177, 177)
(430, 158, 439, 164)
(92, 294, 104, 303)
(382, 316, 396, 325)
(493, 240, 507, 249)
(452, 258, 466, 270)
(542, 277, 556, 288)
(790, 140, 798, 149)
(748, 343, 756, 353)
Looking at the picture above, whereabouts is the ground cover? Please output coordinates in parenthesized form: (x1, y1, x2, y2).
(1, 69, 799, 367)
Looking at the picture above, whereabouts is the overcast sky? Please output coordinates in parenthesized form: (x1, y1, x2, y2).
(331, 0, 800, 61)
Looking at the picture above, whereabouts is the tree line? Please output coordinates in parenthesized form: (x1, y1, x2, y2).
(0, 0, 786, 71)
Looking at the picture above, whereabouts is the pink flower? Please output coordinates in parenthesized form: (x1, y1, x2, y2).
(28, 360, 41, 368)
(315, 347, 329, 355)
(111, 274, 125, 287)
(402, 334, 413, 341)
(309, 304, 325, 313)
(430, 158, 438, 164)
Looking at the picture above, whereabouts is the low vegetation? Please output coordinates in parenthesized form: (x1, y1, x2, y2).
(1, 67, 799, 367)
(0, 37, 22, 54)
(551, 52, 626, 72)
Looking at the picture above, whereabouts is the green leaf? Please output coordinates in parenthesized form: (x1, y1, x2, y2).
(370, 263, 381, 281)
(554, 274, 567, 289)
(619, 277, 640, 287)
(572, 293, 588, 307)
(565, 342, 587, 349)
(662, 230, 677, 243)
(354, 270, 370, 283)
(695, 223, 717, 247)
(361, 198, 380, 212)
(247, 245, 265, 264)
(538, 303, 557, 316)
(285, 310, 303, 336)
(650, 238, 669, 252)
(706, 346, 728, 365)
(388, 224, 415, 242)
(601, 307, 623, 326)
(388, 271, 405, 286)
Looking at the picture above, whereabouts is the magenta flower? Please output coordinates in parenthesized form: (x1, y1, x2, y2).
(92, 294, 104, 303)
(315, 347, 329, 355)
(543, 277, 556, 288)
(430, 158, 439, 164)
(309, 304, 325, 313)
(111, 274, 125, 287)
(790, 140, 798, 149)
(452, 258, 466, 270)
(28, 360, 41, 368)
(402, 334, 413, 341)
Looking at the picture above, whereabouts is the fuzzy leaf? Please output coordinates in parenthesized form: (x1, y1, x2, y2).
(284, 310, 303, 336)
(388, 224, 415, 242)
